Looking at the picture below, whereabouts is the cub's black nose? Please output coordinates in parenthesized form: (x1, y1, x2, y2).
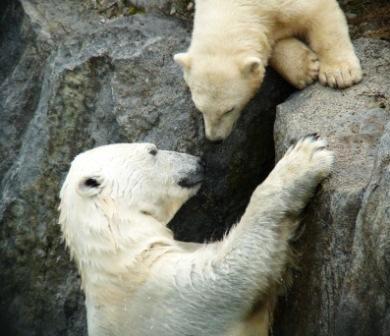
(207, 138, 224, 144)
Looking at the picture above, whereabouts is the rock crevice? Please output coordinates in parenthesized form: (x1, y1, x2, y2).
(0, 1, 389, 335)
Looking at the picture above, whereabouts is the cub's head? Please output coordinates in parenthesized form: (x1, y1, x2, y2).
(59, 143, 203, 247)
(174, 53, 265, 141)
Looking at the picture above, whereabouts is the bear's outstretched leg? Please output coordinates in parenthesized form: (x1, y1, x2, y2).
(305, 0, 362, 88)
(168, 136, 334, 335)
(211, 135, 334, 332)
(270, 37, 319, 89)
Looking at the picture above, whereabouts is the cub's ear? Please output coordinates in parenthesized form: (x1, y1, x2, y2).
(241, 57, 263, 77)
(174, 53, 192, 70)
(77, 176, 104, 197)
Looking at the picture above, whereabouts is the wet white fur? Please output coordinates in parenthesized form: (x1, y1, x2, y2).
(175, 0, 362, 140)
(59, 139, 334, 335)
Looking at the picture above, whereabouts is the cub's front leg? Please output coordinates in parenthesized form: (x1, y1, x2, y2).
(270, 38, 320, 89)
(305, 0, 362, 88)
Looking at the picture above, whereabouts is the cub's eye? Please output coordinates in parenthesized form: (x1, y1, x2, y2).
(84, 178, 100, 188)
(223, 107, 235, 116)
(149, 147, 158, 156)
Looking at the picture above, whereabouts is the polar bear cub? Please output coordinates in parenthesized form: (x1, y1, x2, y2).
(175, 0, 362, 141)
(59, 137, 334, 336)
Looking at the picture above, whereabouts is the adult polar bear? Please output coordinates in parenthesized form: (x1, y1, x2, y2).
(175, 0, 362, 141)
(59, 136, 333, 336)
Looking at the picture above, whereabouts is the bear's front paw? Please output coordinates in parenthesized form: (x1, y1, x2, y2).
(284, 134, 334, 181)
(319, 55, 362, 89)
(295, 50, 320, 89)
(271, 40, 320, 90)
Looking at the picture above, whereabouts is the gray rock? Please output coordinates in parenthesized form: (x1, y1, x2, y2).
(335, 120, 390, 336)
(1, 0, 388, 334)
(131, 0, 194, 19)
(339, 0, 390, 39)
(91, 0, 194, 20)
(0, 1, 291, 335)
(273, 38, 390, 336)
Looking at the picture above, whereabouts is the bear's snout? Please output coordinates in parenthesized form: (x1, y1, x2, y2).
(178, 161, 204, 188)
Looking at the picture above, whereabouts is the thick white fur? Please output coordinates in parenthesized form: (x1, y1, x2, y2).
(59, 138, 334, 336)
(175, 0, 362, 140)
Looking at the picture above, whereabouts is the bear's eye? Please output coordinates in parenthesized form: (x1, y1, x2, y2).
(84, 178, 100, 188)
(223, 107, 235, 116)
(149, 147, 158, 156)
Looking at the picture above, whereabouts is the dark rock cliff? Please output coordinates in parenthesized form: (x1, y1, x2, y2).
(273, 38, 390, 336)
(0, 0, 388, 335)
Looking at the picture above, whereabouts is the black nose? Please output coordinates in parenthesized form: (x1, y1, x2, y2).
(206, 137, 224, 144)
(198, 158, 206, 168)
(178, 163, 204, 189)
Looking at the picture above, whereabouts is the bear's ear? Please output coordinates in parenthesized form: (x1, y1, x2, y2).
(174, 53, 192, 70)
(77, 176, 104, 197)
(241, 57, 263, 77)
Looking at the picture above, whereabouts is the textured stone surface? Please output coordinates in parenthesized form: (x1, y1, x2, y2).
(93, 0, 194, 20)
(340, 0, 390, 40)
(0, 1, 291, 335)
(273, 38, 390, 336)
(1, 0, 389, 335)
(335, 121, 390, 336)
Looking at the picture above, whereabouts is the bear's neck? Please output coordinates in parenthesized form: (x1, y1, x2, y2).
(64, 213, 175, 295)
(191, 0, 273, 64)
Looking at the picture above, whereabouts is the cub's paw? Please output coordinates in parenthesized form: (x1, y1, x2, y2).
(284, 134, 334, 181)
(294, 50, 320, 89)
(319, 55, 362, 89)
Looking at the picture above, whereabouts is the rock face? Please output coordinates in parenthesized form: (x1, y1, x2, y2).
(0, 1, 291, 335)
(0, 1, 389, 336)
(93, 0, 195, 20)
(273, 38, 390, 336)
(339, 0, 390, 40)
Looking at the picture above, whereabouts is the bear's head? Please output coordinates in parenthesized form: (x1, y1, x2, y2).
(174, 53, 265, 141)
(59, 143, 203, 260)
